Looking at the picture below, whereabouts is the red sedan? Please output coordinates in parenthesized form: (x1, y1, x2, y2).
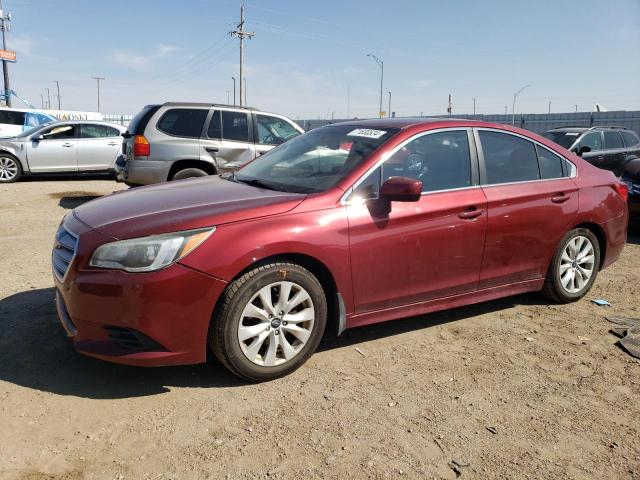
(52, 119, 629, 381)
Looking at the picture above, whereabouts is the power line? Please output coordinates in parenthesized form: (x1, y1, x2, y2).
(230, 4, 254, 107)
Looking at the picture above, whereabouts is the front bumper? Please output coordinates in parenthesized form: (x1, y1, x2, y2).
(53, 215, 227, 366)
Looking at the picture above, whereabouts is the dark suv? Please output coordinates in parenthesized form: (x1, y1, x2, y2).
(543, 126, 640, 176)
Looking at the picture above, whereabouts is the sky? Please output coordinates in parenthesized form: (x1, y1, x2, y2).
(5, 0, 640, 119)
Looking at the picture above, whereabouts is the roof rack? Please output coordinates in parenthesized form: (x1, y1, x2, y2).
(162, 101, 256, 111)
(589, 125, 628, 131)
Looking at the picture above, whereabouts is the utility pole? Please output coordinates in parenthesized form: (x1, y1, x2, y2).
(91, 76, 105, 112)
(231, 77, 236, 106)
(512, 84, 530, 125)
(504, 105, 507, 115)
(227, 90, 230, 104)
(0, 0, 12, 107)
(447, 94, 452, 116)
(230, 4, 254, 107)
(45, 87, 51, 109)
(347, 85, 350, 119)
(387, 91, 391, 118)
(243, 77, 247, 105)
(575, 104, 578, 113)
(53, 80, 61, 110)
(548, 101, 551, 114)
(473, 97, 476, 116)
(366, 53, 383, 118)
(40, 93, 44, 108)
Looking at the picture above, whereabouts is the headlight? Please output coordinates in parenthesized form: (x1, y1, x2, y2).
(89, 227, 215, 272)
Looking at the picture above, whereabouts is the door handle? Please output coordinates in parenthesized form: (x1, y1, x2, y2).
(551, 193, 571, 203)
(62, 143, 74, 147)
(108, 142, 118, 146)
(205, 147, 219, 153)
(458, 208, 483, 220)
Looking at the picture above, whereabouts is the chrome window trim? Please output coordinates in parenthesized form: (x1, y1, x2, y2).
(340, 127, 475, 205)
(474, 127, 577, 184)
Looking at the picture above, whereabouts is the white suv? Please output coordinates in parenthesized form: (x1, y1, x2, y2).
(116, 102, 304, 186)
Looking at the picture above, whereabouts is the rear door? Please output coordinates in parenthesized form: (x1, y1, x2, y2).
(200, 109, 255, 173)
(621, 130, 640, 160)
(26, 124, 78, 172)
(577, 131, 606, 169)
(77, 124, 122, 170)
(476, 129, 579, 289)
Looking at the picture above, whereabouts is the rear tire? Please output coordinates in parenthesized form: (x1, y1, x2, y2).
(0, 154, 22, 183)
(209, 262, 327, 382)
(541, 228, 600, 303)
(171, 168, 209, 181)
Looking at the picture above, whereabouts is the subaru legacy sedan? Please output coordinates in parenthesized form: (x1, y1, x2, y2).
(52, 119, 628, 381)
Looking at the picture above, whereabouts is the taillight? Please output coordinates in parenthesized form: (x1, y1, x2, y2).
(612, 182, 629, 202)
(133, 135, 150, 157)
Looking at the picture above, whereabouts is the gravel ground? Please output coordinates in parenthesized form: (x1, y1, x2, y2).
(1, 178, 639, 480)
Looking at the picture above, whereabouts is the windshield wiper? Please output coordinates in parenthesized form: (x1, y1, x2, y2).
(235, 176, 283, 191)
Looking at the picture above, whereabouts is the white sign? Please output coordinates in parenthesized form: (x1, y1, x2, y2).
(347, 128, 387, 139)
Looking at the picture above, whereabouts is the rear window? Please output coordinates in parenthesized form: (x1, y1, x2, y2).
(126, 105, 161, 136)
(603, 131, 624, 149)
(621, 131, 639, 148)
(0, 110, 26, 126)
(536, 145, 564, 179)
(479, 131, 540, 184)
(157, 108, 208, 138)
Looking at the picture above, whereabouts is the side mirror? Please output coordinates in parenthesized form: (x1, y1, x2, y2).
(380, 176, 422, 202)
(577, 145, 591, 156)
(33, 134, 44, 142)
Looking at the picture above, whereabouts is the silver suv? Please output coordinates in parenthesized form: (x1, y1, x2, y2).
(115, 102, 304, 185)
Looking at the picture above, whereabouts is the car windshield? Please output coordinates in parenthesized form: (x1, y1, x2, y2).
(234, 125, 399, 193)
(542, 131, 582, 149)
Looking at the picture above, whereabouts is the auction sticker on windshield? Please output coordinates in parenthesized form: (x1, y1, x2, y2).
(347, 128, 387, 139)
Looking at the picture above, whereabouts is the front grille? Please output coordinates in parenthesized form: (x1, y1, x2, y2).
(104, 326, 164, 351)
(52, 224, 78, 280)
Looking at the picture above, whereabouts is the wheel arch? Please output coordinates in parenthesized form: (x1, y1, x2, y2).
(0, 148, 26, 172)
(168, 158, 216, 180)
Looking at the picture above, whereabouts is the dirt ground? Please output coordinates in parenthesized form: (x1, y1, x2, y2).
(1, 178, 639, 480)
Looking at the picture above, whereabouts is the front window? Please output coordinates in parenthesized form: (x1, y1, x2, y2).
(235, 125, 399, 193)
(542, 131, 581, 149)
(576, 131, 602, 152)
(256, 114, 300, 145)
(41, 125, 76, 140)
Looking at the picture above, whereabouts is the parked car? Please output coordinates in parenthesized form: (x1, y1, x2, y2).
(115, 102, 304, 186)
(0, 107, 56, 138)
(622, 158, 640, 222)
(0, 121, 126, 183)
(53, 118, 628, 381)
(542, 126, 640, 176)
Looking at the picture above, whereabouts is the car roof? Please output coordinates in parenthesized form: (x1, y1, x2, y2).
(45, 120, 125, 129)
(328, 117, 482, 130)
(159, 102, 257, 111)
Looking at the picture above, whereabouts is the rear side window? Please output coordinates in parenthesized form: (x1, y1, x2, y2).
(382, 130, 471, 193)
(80, 124, 108, 138)
(621, 131, 639, 148)
(479, 131, 540, 184)
(106, 127, 121, 137)
(603, 131, 624, 149)
(221, 111, 249, 142)
(157, 108, 207, 138)
(0, 110, 26, 125)
(207, 110, 222, 139)
(127, 105, 161, 135)
(536, 145, 564, 179)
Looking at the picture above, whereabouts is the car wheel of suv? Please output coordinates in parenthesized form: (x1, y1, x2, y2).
(0, 154, 22, 183)
(209, 262, 327, 382)
(172, 168, 209, 181)
(542, 228, 600, 303)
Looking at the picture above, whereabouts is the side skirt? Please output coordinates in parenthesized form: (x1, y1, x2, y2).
(346, 278, 544, 329)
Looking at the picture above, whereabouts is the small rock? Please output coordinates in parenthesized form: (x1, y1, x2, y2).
(388, 401, 397, 407)
(485, 426, 498, 434)
(525, 337, 535, 342)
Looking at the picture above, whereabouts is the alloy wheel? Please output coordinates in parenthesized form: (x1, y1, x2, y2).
(0, 157, 18, 181)
(559, 235, 595, 294)
(237, 281, 315, 367)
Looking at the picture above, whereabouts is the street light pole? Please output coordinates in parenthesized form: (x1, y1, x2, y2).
(231, 77, 236, 106)
(0, 0, 11, 107)
(45, 88, 51, 109)
(473, 97, 476, 116)
(387, 91, 391, 118)
(53, 80, 61, 110)
(512, 84, 530, 126)
(366, 53, 384, 118)
(91, 76, 105, 112)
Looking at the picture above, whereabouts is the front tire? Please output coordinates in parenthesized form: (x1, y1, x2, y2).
(0, 154, 22, 183)
(210, 262, 327, 382)
(542, 228, 600, 303)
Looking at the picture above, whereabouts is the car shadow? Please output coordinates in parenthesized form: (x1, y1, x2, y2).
(0, 286, 546, 399)
(627, 224, 640, 245)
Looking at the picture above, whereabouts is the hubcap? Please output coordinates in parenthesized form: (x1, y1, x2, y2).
(559, 235, 595, 294)
(237, 281, 315, 367)
(0, 157, 18, 181)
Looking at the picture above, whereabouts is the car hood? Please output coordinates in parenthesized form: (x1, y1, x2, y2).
(73, 175, 306, 239)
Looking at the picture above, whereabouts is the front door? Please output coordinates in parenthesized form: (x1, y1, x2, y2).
(26, 124, 78, 172)
(475, 129, 579, 288)
(347, 129, 488, 313)
(77, 124, 122, 171)
(200, 109, 256, 173)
